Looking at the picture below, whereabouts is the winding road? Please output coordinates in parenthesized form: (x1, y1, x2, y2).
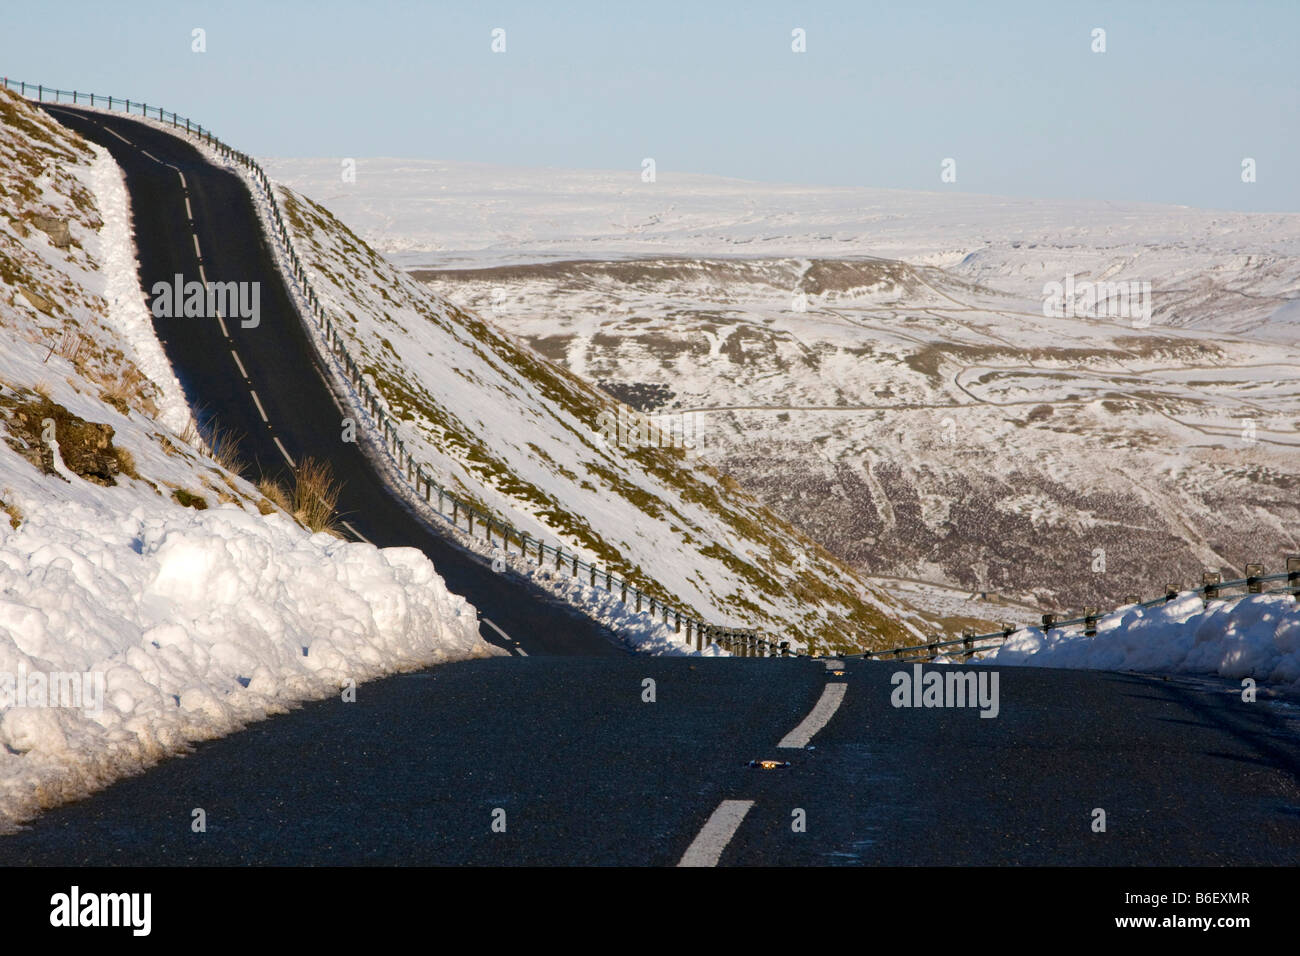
(3, 103, 1295, 866)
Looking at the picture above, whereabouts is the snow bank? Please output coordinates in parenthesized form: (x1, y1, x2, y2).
(0, 488, 491, 831)
(980, 592, 1300, 693)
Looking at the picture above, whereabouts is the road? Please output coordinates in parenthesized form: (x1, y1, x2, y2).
(0, 657, 1295, 865)
(15, 104, 1298, 867)
(42, 104, 622, 659)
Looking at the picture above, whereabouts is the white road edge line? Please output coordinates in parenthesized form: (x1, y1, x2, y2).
(339, 520, 373, 545)
(481, 617, 527, 656)
(272, 436, 295, 467)
(777, 682, 847, 749)
(249, 389, 269, 422)
(678, 800, 755, 867)
(230, 350, 249, 378)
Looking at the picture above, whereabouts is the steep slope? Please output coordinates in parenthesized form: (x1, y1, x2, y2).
(0, 88, 491, 830)
(275, 188, 927, 650)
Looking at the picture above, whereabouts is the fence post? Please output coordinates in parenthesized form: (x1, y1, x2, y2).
(1246, 563, 1263, 594)
(1164, 583, 1179, 602)
(1202, 571, 1221, 604)
(1084, 608, 1098, 638)
(961, 629, 974, 663)
(1289, 556, 1300, 600)
(1041, 613, 1055, 633)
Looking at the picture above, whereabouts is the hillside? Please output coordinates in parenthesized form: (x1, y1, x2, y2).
(271, 186, 928, 650)
(0, 88, 492, 830)
(259, 158, 1300, 622)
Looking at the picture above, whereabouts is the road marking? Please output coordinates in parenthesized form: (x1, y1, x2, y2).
(272, 436, 295, 467)
(824, 659, 844, 671)
(778, 682, 847, 749)
(340, 520, 373, 544)
(177, 170, 187, 190)
(191, 234, 201, 258)
(216, 314, 230, 338)
(230, 350, 248, 378)
(141, 150, 160, 163)
(197, 262, 207, 284)
(678, 800, 754, 867)
(184, 196, 193, 219)
(102, 126, 134, 146)
(481, 617, 527, 656)
(249, 389, 269, 422)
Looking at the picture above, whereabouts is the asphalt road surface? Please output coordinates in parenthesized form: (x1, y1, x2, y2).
(0, 658, 1296, 865)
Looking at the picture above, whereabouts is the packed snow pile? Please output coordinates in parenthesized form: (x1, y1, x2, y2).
(0, 482, 484, 830)
(979, 593, 1300, 693)
(0, 86, 493, 830)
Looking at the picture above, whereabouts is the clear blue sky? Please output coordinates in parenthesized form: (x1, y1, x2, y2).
(4, 0, 1296, 211)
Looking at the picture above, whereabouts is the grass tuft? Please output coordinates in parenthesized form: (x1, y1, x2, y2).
(292, 457, 342, 535)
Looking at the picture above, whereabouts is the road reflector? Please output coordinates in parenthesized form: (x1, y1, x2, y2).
(747, 759, 791, 770)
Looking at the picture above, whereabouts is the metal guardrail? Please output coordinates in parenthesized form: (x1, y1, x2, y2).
(848, 560, 1300, 664)
(3, 77, 766, 654)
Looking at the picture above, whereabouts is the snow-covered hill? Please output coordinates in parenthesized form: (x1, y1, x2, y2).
(273, 186, 928, 649)
(0, 89, 493, 830)
(260, 158, 1300, 623)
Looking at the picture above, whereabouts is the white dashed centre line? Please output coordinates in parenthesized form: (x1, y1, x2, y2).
(230, 350, 248, 379)
(191, 234, 201, 258)
(216, 314, 230, 338)
(339, 520, 373, 545)
(678, 800, 755, 867)
(103, 126, 134, 146)
(778, 682, 847, 749)
(249, 389, 269, 422)
(184, 196, 193, 219)
(272, 436, 295, 468)
(481, 617, 527, 656)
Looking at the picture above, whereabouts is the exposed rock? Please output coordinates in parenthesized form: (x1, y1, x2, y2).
(30, 214, 71, 248)
(0, 393, 119, 486)
(18, 286, 54, 314)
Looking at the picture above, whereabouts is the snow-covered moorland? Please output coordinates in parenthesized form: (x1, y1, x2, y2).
(261, 182, 928, 652)
(0, 89, 493, 830)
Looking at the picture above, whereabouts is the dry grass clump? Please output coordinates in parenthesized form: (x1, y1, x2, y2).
(291, 457, 342, 535)
(203, 422, 246, 475)
(257, 476, 292, 514)
(0, 493, 22, 530)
